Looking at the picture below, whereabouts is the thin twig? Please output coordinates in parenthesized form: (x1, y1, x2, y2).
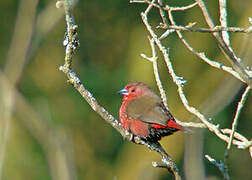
(164, 2, 198, 11)
(141, 37, 208, 129)
(141, 37, 169, 109)
(134, 139, 181, 180)
(221, 86, 250, 179)
(134, 0, 252, 86)
(144, 0, 155, 15)
(131, 0, 198, 12)
(205, 154, 228, 179)
(176, 120, 206, 128)
(224, 86, 251, 159)
(195, 0, 252, 87)
(221, 129, 250, 144)
(162, 24, 252, 33)
(165, 5, 245, 83)
(219, 0, 231, 46)
(157, 0, 169, 27)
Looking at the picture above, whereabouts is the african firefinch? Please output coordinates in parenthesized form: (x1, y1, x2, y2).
(119, 82, 183, 142)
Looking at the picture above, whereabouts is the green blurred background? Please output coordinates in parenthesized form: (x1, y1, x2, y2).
(0, 0, 251, 179)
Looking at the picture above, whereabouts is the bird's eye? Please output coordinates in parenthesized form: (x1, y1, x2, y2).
(131, 89, 135, 92)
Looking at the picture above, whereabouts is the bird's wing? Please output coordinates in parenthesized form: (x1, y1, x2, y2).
(126, 95, 169, 126)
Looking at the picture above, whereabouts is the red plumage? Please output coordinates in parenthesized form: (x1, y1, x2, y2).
(119, 82, 183, 142)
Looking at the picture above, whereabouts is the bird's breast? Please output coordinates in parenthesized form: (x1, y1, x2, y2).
(119, 101, 130, 131)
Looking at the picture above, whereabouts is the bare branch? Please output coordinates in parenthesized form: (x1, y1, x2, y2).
(164, 5, 245, 83)
(141, 10, 251, 151)
(133, 0, 252, 86)
(219, 0, 231, 46)
(219, 86, 251, 179)
(141, 37, 207, 129)
(176, 120, 206, 128)
(131, 0, 198, 12)
(162, 24, 252, 33)
(195, 0, 252, 87)
(227, 86, 251, 149)
(133, 0, 252, 178)
(156, 0, 169, 28)
(224, 86, 251, 159)
(164, 2, 198, 11)
(221, 129, 251, 145)
(58, 1, 181, 179)
(250, 146, 252, 158)
(141, 37, 169, 109)
(144, 0, 155, 14)
(129, 0, 145, 3)
(205, 154, 229, 180)
(135, 139, 182, 180)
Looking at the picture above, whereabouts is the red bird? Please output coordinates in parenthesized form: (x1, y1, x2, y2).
(119, 82, 182, 142)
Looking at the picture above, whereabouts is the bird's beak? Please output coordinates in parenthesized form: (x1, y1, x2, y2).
(118, 88, 129, 95)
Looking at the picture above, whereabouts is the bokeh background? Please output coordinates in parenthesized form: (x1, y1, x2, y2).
(0, 0, 251, 179)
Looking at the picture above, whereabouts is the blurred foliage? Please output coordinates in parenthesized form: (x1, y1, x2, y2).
(0, 0, 251, 180)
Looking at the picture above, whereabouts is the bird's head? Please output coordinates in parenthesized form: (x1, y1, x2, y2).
(118, 82, 154, 101)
